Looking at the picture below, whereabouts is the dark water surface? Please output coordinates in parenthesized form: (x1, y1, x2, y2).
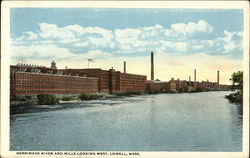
(10, 91, 242, 151)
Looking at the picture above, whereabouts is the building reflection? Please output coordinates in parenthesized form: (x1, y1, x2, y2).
(149, 96, 156, 147)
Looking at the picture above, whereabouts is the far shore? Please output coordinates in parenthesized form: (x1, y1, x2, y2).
(10, 90, 230, 115)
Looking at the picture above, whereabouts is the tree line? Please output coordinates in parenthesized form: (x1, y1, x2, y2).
(225, 71, 243, 105)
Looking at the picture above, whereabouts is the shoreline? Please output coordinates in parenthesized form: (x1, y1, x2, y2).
(10, 90, 231, 115)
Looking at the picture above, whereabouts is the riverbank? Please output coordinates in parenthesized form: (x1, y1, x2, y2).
(10, 92, 142, 115)
(10, 90, 230, 115)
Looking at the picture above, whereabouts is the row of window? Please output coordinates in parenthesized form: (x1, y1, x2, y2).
(15, 77, 95, 82)
(15, 80, 97, 85)
(15, 73, 93, 80)
(15, 89, 97, 92)
(15, 84, 97, 88)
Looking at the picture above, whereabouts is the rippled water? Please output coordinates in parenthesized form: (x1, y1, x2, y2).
(10, 91, 242, 151)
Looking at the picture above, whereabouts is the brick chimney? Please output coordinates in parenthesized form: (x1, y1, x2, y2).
(194, 69, 196, 82)
(124, 61, 126, 73)
(217, 70, 220, 87)
(151, 51, 154, 81)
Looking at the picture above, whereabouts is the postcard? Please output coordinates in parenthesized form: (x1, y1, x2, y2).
(1, 1, 249, 158)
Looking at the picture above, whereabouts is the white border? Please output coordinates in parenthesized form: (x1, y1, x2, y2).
(1, 1, 249, 158)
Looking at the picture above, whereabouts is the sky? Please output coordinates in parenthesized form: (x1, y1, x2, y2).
(10, 8, 244, 84)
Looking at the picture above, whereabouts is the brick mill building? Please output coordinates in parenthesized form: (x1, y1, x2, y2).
(61, 68, 146, 93)
(10, 61, 147, 97)
(146, 52, 230, 93)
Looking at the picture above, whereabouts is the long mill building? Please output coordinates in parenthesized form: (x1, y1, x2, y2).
(10, 61, 147, 97)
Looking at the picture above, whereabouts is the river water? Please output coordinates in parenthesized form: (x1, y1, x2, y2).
(10, 91, 242, 151)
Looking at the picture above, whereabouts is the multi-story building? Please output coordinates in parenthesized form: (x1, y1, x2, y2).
(146, 78, 230, 93)
(169, 78, 189, 92)
(146, 80, 169, 93)
(60, 68, 147, 93)
(10, 62, 99, 97)
(10, 61, 147, 97)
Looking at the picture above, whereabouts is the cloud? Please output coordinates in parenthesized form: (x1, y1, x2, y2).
(11, 44, 76, 60)
(85, 50, 111, 59)
(192, 45, 203, 50)
(220, 30, 243, 54)
(171, 20, 213, 35)
(139, 24, 165, 40)
(11, 44, 112, 64)
(39, 23, 76, 40)
(73, 41, 90, 48)
(11, 20, 243, 63)
(175, 42, 189, 52)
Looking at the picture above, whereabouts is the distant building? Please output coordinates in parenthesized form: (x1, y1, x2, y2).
(170, 82, 177, 92)
(146, 77, 230, 93)
(146, 81, 169, 93)
(169, 78, 188, 92)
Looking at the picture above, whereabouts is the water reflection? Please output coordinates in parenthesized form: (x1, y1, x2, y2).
(10, 91, 242, 151)
(228, 103, 243, 150)
(149, 96, 156, 147)
(236, 105, 243, 115)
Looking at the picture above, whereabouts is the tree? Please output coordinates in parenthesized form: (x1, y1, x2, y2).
(230, 71, 243, 91)
(225, 71, 243, 105)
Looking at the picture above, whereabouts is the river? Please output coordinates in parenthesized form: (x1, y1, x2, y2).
(10, 91, 242, 151)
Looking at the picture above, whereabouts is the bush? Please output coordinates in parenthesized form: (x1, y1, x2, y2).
(225, 91, 243, 105)
(116, 91, 142, 96)
(61, 96, 72, 101)
(37, 94, 59, 105)
(79, 93, 101, 100)
(146, 91, 159, 94)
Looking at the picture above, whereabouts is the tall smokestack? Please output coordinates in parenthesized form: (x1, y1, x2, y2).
(151, 51, 154, 81)
(124, 61, 126, 73)
(217, 70, 220, 85)
(194, 69, 196, 82)
(189, 76, 191, 86)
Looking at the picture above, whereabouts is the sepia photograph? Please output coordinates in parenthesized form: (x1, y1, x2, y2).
(1, 1, 249, 158)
